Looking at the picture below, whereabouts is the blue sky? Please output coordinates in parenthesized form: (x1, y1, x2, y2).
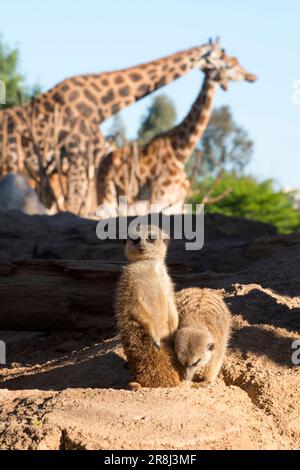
(1, 0, 299, 188)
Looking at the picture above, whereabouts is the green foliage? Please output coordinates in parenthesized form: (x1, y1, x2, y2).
(189, 173, 300, 234)
(138, 94, 176, 145)
(0, 36, 39, 108)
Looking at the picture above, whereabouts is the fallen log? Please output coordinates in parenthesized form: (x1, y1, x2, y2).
(0, 259, 122, 330)
(2, 231, 297, 331)
(0, 259, 228, 331)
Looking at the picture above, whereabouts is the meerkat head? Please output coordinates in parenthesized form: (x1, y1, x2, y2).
(124, 224, 169, 262)
(174, 327, 215, 381)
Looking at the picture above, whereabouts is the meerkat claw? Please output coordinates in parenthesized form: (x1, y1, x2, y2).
(128, 381, 142, 391)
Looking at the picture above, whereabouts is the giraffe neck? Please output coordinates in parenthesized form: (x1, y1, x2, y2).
(166, 74, 218, 163)
(18, 43, 218, 128)
(80, 43, 216, 121)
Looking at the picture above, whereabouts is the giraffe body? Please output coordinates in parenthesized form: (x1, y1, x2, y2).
(96, 53, 257, 216)
(97, 137, 191, 217)
(0, 41, 222, 215)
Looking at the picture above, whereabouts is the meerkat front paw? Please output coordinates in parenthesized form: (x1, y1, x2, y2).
(128, 381, 142, 391)
(168, 307, 179, 334)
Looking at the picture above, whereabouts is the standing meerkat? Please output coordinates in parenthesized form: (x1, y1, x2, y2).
(116, 224, 181, 388)
(175, 288, 232, 387)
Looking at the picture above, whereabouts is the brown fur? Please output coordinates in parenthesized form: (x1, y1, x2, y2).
(175, 288, 232, 386)
(116, 224, 181, 388)
(120, 317, 182, 389)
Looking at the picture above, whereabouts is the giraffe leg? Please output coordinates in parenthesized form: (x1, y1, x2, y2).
(62, 129, 92, 216)
(63, 125, 107, 216)
(91, 128, 106, 170)
(87, 129, 107, 216)
(73, 125, 107, 217)
(95, 149, 120, 219)
(65, 153, 89, 215)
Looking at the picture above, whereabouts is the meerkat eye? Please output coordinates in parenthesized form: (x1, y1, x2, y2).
(208, 343, 215, 352)
(147, 235, 157, 243)
(129, 236, 140, 245)
(190, 359, 201, 368)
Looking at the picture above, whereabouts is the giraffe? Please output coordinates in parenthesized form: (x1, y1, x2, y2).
(96, 51, 257, 217)
(0, 39, 224, 215)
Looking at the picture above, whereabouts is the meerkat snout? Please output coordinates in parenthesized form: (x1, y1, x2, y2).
(138, 240, 147, 253)
(174, 327, 215, 381)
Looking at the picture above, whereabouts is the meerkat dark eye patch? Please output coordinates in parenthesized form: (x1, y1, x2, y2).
(208, 343, 215, 352)
(190, 359, 201, 368)
(128, 236, 140, 244)
(147, 234, 157, 243)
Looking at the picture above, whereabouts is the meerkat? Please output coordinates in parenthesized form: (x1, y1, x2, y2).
(175, 288, 232, 387)
(116, 223, 181, 388)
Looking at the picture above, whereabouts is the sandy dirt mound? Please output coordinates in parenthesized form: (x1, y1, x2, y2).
(0, 313, 298, 450)
(0, 212, 299, 449)
(3, 386, 283, 450)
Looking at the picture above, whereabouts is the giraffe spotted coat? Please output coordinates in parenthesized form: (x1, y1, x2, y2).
(96, 53, 257, 216)
(0, 40, 223, 215)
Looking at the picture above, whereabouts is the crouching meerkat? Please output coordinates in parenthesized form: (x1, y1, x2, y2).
(175, 288, 231, 387)
(116, 224, 181, 388)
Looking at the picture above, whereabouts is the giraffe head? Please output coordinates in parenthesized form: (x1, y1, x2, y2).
(218, 53, 257, 90)
(203, 39, 257, 90)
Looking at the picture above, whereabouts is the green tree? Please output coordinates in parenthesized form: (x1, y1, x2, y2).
(0, 36, 39, 108)
(187, 106, 253, 180)
(138, 94, 176, 145)
(189, 172, 300, 234)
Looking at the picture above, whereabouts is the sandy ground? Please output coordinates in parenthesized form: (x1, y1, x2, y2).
(0, 285, 299, 450)
(0, 212, 299, 449)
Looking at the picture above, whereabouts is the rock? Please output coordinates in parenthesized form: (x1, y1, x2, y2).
(0, 173, 46, 215)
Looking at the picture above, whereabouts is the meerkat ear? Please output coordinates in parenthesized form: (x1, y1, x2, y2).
(208, 343, 215, 351)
